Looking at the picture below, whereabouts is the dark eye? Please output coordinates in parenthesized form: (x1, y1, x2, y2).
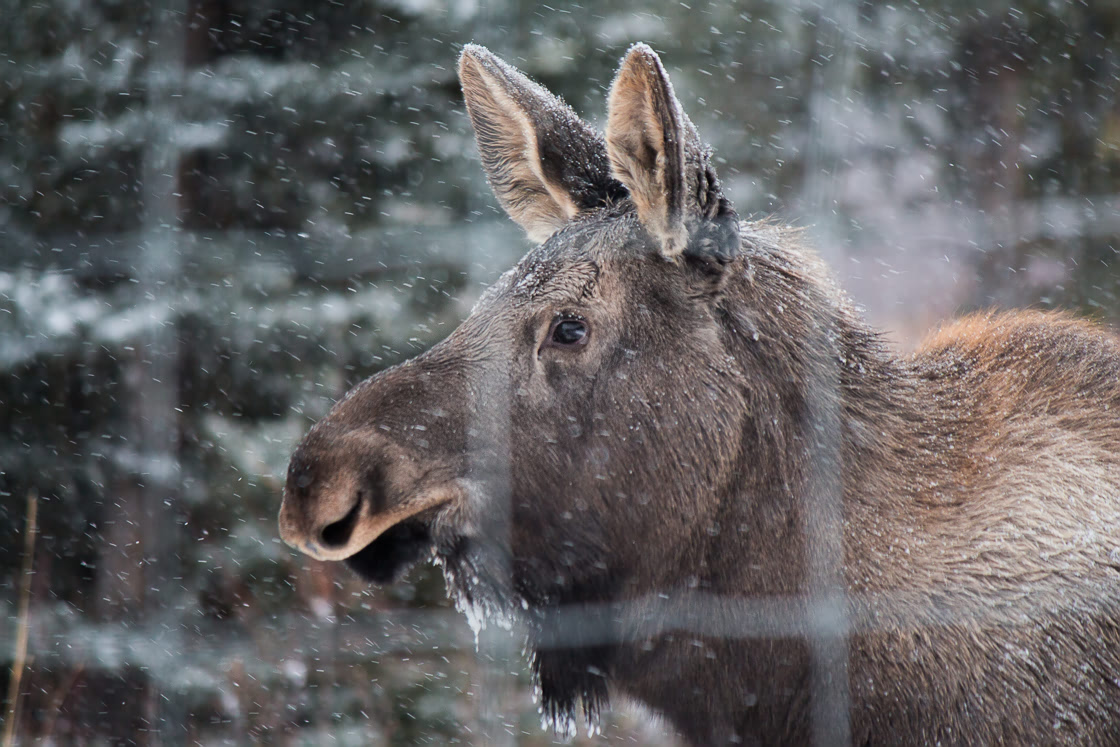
(546, 318, 589, 349)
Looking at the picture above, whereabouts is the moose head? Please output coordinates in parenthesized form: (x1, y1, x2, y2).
(279, 40, 763, 730)
(279, 43, 1120, 745)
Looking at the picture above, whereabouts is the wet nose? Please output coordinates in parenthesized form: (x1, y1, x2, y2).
(279, 441, 386, 559)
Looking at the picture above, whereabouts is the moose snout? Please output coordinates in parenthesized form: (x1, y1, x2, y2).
(279, 428, 461, 563)
(279, 486, 363, 557)
(277, 439, 374, 559)
(279, 441, 375, 561)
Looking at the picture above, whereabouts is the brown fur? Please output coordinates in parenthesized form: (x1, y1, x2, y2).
(279, 45, 1120, 745)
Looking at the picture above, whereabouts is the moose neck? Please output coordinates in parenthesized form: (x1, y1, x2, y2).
(587, 226, 935, 744)
(694, 224, 927, 600)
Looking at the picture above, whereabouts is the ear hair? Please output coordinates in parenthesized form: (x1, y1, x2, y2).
(459, 45, 623, 244)
(606, 43, 688, 255)
(605, 43, 739, 262)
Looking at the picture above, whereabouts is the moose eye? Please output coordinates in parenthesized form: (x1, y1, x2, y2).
(546, 318, 589, 349)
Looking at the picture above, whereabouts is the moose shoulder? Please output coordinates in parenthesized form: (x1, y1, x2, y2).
(279, 43, 1120, 745)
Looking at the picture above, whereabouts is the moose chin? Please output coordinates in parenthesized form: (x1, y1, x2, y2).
(279, 43, 1120, 745)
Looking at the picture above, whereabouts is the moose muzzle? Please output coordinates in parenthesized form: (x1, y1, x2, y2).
(278, 427, 460, 562)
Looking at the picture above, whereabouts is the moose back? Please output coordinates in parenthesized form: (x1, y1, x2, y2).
(279, 43, 1120, 745)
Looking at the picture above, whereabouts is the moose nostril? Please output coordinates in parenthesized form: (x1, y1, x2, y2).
(320, 498, 361, 548)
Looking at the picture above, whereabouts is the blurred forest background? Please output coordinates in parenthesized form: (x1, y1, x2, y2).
(2, 0, 1119, 744)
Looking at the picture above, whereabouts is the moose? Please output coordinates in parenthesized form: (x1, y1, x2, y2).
(279, 43, 1120, 744)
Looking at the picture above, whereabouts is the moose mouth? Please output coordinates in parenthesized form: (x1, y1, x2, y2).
(343, 516, 435, 585)
(305, 481, 463, 568)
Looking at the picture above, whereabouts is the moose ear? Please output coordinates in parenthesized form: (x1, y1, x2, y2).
(606, 43, 739, 262)
(459, 45, 623, 244)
